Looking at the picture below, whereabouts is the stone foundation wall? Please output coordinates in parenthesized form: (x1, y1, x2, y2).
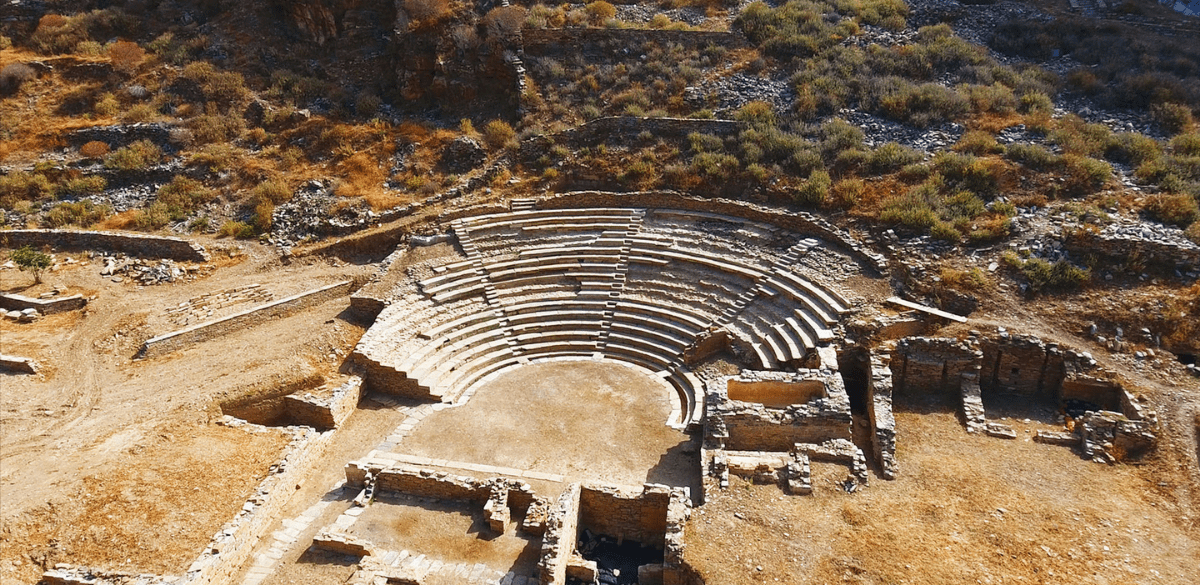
(978, 335, 1064, 400)
(709, 371, 853, 452)
(283, 377, 363, 430)
(143, 281, 354, 358)
(0, 293, 87, 314)
(892, 337, 981, 398)
(869, 352, 897, 480)
(1, 229, 209, 262)
(371, 466, 491, 501)
(539, 483, 582, 585)
(578, 484, 671, 545)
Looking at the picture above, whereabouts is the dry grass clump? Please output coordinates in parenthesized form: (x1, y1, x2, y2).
(334, 152, 390, 206)
(42, 200, 111, 228)
(103, 140, 162, 171)
(79, 141, 110, 158)
(107, 40, 145, 75)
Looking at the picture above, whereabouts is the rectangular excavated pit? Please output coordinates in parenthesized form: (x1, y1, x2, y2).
(726, 379, 826, 408)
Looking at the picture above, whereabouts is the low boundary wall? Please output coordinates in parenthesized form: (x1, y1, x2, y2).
(1, 229, 209, 262)
(142, 281, 354, 358)
(0, 354, 38, 374)
(0, 292, 87, 314)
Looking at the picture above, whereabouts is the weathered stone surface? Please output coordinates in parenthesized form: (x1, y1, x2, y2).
(441, 136, 487, 173)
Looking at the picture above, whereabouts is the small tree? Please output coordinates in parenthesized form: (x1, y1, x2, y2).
(10, 246, 52, 283)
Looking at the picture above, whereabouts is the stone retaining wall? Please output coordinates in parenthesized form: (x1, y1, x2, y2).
(543, 117, 743, 149)
(142, 281, 354, 358)
(1, 229, 209, 262)
(1063, 228, 1200, 274)
(0, 292, 87, 314)
(523, 29, 746, 59)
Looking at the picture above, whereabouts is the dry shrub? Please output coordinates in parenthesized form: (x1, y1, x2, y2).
(107, 40, 145, 74)
(1145, 193, 1199, 227)
(404, 0, 451, 24)
(482, 119, 515, 149)
(484, 6, 527, 41)
(80, 141, 110, 158)
(585, 1, 616, 24)
(0, 63, 37, 95)
(94, 92, 121, 117)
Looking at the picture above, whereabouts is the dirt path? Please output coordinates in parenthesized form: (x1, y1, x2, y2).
(0, 242, 374, 583)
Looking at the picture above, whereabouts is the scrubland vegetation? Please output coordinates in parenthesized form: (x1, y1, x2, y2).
(0, 0, 1197, 262)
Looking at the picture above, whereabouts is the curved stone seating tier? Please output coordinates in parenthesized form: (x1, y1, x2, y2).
(354, 207, 857, 429)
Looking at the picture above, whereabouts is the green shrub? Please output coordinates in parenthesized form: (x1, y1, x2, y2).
(156, 176, 214, 220)
(1004, 143, 1058, 170)
(42, 200, 111, 227)
(866, 142, 923, 174)
(962, 82, 1016, 115)
(104, 140, 163, 171)
(1018, 257, 1090, 293)
(188, 114, 245, 145)
(1105, 132, 1162, 166)
(219, 220, 256, 238)
(933, 152, 1001, 196)
(930, 220, 961, 243)
(819, 118, 864, 157)
(881, 182, 940, 229)
(252, 179, 292, 205)
(9, 246, 52, 282)
(954, 130, 1004, 155)
(1186, 221, 1200, 244)
(54, 175, 106, 199)
(0, 35, 11, 50)
(690, 152, 740, 180)
(689, 132, 725, 153)
(832, 148, 868, 175)
(482, 119, 516, 149)
(1145, 193, 1199, 227)
(1171, 133, 1200, 157)
(1059, 155, 1112, 196)
(355, 93, 382, 117)
(735, 101, 777, 128)
(94, 92, 120, 117)
(187, 143, 239, 172)
(1049, 115, 1115, 157)
(829, 178, 864, 209)
(789, 148, 824, 176)
(898, 163, 933, 183)
(0, 171, 53, 206)
(878, 81, 970, 128)
(1151, 102, 1195, 135)
(793, 169, 831, 206)
(182, 62, 249, 107)
(132, 201, 171, 231)
(1018, 91, 1053, 114)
